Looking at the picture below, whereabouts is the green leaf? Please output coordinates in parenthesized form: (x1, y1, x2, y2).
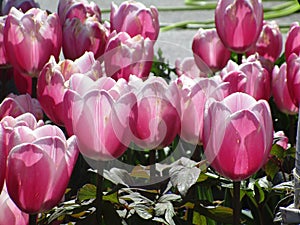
(134, 204, 154, 220)
(77, 184, 96, 202)
(265, 159, 280, 180)
(195, 204, 233, 224)
(169, 158, 201, 196)
(103, 191, 120, 204)
(270, 144, 284, 159)
(193, 211, 207, 225)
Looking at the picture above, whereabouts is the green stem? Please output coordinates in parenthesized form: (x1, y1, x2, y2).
(237, 54, 243, 65)
(150, 150, 156, 182)
(29, 214, 37, 225)
(233, 181, 241, 225)
(96, 165, 104, 224)
(264, 3, 300, 20)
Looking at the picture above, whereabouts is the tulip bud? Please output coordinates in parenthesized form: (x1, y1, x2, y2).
(104, 32, 154, 81)
(203, 92, 273, 181)
(192, 28, 231, 74)
(272, 63, 298, 115)
(110, 1, 159, 41)
(286, 53, 300, 105)
(285, 22, 300, 60)
(4, 7, 62, 77)
(215, 0, 263, 53)
(6, 125, 79, 214)
(247, 20, 283, 63)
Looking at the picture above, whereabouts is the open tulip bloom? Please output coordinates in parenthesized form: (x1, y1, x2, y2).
(203, 92, 273, 181)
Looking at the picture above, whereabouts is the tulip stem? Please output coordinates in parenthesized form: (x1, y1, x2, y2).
(96, 165, 104, 224)
(29, 214, 37, 225)
(31, 77, 37, 99)
(150, 150, 156, 182)
(233, 181, 241, 225)
(237, 54, 243, 65)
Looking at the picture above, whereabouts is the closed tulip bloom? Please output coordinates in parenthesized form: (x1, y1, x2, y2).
(247, 20, 282, 63)
(203, 92, 273, 181)
(215, 0, 263, 53)
(62, 16, 108, 60)
(110, 1, 159, 41)
(175, 75, 229, 145)
(192, 28, 231, 73)
(66, 84, 134, 160)
(287, 53, 300, 105)
(6, 125, 79, 214)
(2, 0, 39, 15)
(58, 0, 101, 24)
(0, 93, 43, 120)
(128, 76, 180, 150)
(0, 185, 28, 225)
(272, 63, 298, 115)
(285, 23, 300, 60)
(0, 16, 8, 65)
(4, 7, 62, 77)
(104, 32, 154, 81)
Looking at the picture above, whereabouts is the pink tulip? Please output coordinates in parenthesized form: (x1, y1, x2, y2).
(2, 0, 39, 15)
(37, 52, 103, 128)
(64, 73, 130, 139)
(128, 76, 180, 149)
(274, 131, 289, 150)
(287, 53, 300, 105)
(285, 22, 300, 60)
(175, 57, 207, 78)
(215, 0, 263, 53)
(272, 63, 298, 115)
(203, 92, 273, 181)
(104, 32, 154, 81)
(175, 75, 229, 145)
(110, 1, 159, 41)
(220, 58, 271, 100)
(58, 0, 101, 24)
(0, 93, 43, 120)
(4, 7, 62, 77)
(62, 16, 108, 60)
(0, 16, 8, 65)
(246, 20, 283, 63)
(65, 76, 133, 160)
(192, 28, 231, 74)
(6, 124, 79, 214)
(13, 68, 32, 95)
(0, 185, 28, 225)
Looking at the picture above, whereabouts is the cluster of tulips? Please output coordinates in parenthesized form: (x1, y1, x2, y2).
(0, 0, 298, 224)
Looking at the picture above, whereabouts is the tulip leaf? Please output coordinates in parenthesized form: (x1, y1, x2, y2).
(194, 204, 233, 224)
(169, 157, 201, 196)
(265, 159, 280, 180)
(77, 184, 97, 202)
(270, 144, 284, 159)
(192, 211, 207, 225)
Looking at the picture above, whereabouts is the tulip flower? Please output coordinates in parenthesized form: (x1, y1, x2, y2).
(286, 53, 300, 107)
(175, 75, 229, 145)
(4, 7, 62, 77)
(272, 63, 298, 115)
(215, 0, 263, 53)
(0, 16, 8, 65)
(128, 76, 180, 150)
(0, 185, 28, 225)
(175, 57, 207, 78)
(0, 93, 43, 120)
(274, 131, 289, 150)
(104, 32, 154, 81)
(58, 0, 101, 24)
(246, 20, 283, 63)
(285, 22, 300, 60)
(220, 58, 271, 100)
(62, 16, 108, 60)
(65, 75, 133, 160)
(6, 124, 79, 214)
(110, 1, 159, 41)
(192, 28, 231, 74)
(1, 0, 39, 15)
(203, 92, 273, 181)
(37, 52, 103, 128)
